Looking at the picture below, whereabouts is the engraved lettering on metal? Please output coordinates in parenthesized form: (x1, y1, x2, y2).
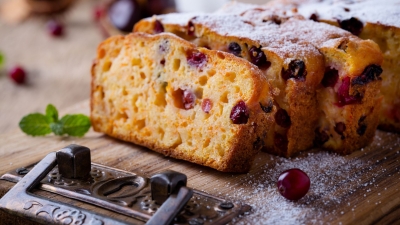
(1, 146, 251, 224)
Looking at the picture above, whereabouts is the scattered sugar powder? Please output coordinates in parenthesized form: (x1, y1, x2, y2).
(217, 131, 400, 224)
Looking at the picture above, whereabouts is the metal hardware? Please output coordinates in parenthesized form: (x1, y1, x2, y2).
(0, 145, 251, 224)
(56, 144, 91, 179)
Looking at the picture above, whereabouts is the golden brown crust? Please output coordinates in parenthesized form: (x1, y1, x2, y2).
(91, 32, 276, 172)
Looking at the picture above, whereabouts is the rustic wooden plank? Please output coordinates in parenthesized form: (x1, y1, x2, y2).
(0, 100, 399, 224)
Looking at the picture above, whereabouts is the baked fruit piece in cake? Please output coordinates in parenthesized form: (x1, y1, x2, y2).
(91, 32, 276, 172)
(134, 7, 383, 155)
(265, 0, 400, 133)
(135, 14, 326, 157)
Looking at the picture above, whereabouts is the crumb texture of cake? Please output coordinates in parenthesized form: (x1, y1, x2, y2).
(134, 6, 383, 155)
(265, 0, 400, 133)
(91, 32, 276, 172)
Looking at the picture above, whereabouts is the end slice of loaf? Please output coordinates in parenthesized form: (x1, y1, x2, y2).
(91, 32, 276, 172)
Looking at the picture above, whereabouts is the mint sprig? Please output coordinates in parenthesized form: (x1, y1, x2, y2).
(19, 104, 91, 137)
(0, 51, 4, 68)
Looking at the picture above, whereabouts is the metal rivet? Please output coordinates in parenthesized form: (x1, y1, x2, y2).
(219, 202, 234, 210)
(16, 167, 29, 175)
(188, 218, 204, 225)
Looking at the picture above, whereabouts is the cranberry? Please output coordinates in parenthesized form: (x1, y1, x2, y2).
(9, 66, 26, 84)
(314, 128, 329, 146)
(47, 20, 64, 37)
(281, 60, 306, 81)
(352, 64, 383, 85)
(187, 51, 207, 68)
(337, 77, 362, 106)
(182, 90, 195, 109)
(94, 6, 105, 21)
(154, 20, 164, 33)
(309, 13, 319, 22)
(322, 68, 339, 87)
(228, 42, 242, 57)
(275, 109, 291, 128)
(230, 101, 249, 124)
(259, 101, 273, 113)
(201, 99, 212, 113)
(274, 133, 288, 151)
(334, 122, 346, 135)
(109, 0, 141, 32)
(249, 46, 270, 69)
(277, 168, 310, 201)
(338, 17, 363, 36)
(188, 20, 195, 36)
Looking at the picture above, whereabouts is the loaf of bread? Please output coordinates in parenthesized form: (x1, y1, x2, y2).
(134, 8, 383, 155)
(135, 14, 326, 157)
(91, 32, 276, 172)
(265, 0, 400, 133)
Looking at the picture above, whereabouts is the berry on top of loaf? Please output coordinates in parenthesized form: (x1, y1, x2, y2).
(91, 32, 276, 172)
(264, 0, 400, 133)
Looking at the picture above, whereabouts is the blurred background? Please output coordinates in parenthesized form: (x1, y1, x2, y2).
(0, 0, 269, 134)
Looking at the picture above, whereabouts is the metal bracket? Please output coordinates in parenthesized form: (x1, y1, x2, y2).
(0, 149, 250, 225)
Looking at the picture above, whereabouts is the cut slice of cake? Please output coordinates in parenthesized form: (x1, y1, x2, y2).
(135, 14, 326, 157)
(265, 0, 400, 133)
(134, 7, 383, 155)
(91, 32, 276, 172)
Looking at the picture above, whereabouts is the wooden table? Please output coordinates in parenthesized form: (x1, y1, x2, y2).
(0, 100, 400, 224)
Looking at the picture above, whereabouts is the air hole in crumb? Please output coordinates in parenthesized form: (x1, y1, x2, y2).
(111, 49, 120, 57)
(203, 139, 210, 148)
(140, 42, 145, 47)
(338, 40, 348, 52)
(132, 58, 141, 66)
(226, 72, 236, 82)
(199, 76, 208, 86)
(154, 90, 167, 107)
(135, 119, 146, 130)
(122, 88, 128, 96)
(207, 69, 216, 76)
(116, 111, 128, 121)
(195, 88, 203, 99)
(98, 49, 106, 59)
(102, 61, 112, 72)
(158, 128, 165, 140)
(233, 86, 240, 93)
(220, 92, 229, 103)
(173, 59, 181, 71)
(181, 121, 188, 127)
(140, 72, 146, 79)
(217, 52, 225, 59)
(216, 144, 224, 157)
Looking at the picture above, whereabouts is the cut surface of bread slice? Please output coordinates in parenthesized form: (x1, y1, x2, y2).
(134, 9, 383, 155)
(265, 0, 400, 133)
(135, 14, 326, 157)
(91, 32, 276, 172)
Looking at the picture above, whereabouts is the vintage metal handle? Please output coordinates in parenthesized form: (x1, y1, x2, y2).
(0, 145, 251, 225)
(0, 152, 128, 224)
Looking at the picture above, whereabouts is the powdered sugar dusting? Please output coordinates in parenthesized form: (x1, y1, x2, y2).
(206, 131, 400, 224)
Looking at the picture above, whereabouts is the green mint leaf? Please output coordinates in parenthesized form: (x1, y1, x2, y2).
(59, 114, 91, 137)
(46, 104, 58, 122)
(19, 113, 52, 136)
(0, 52, 4, 68)
(50, 122, 64, 136)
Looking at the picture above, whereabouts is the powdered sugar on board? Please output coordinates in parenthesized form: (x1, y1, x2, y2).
(205, 131, 400, 224)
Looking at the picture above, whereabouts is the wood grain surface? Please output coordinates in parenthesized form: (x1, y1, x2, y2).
(0, 100, 400, 224)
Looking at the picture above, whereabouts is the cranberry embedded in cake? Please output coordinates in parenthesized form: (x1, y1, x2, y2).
(228, 42, 242, 57)
(281, 59, 307, 81)
(186, 50, 207, 68)
(322, 68, 339, 88)
(230, 100, 249, 124)
(338, 17, 363, 36)
(249, 46, 270, 69)
(201, 99, 212, 113)
(154, 20, 164, 33)
(275, 108, 291, 128)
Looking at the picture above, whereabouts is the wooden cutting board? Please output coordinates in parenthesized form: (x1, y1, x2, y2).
(0, 100, 399, 224)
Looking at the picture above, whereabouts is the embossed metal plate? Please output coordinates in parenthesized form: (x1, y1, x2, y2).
(0, 152, 250, 225)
